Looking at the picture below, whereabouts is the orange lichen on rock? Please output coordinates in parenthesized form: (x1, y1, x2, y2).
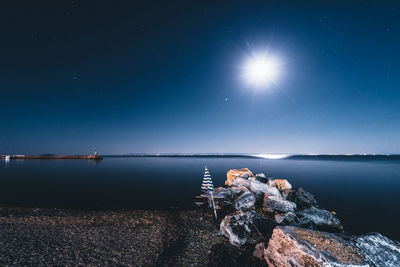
(268, 179, 292, 191)
(225, 168, 254, 186)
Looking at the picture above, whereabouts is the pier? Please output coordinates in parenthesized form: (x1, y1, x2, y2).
(0, 155, 103, 160)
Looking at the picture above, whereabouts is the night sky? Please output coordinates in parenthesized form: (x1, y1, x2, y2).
(1, 1, 399, 154)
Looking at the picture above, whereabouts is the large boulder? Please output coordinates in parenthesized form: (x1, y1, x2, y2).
(281, 188, 295, 200)
(230, 186, 251, 205)
(274, 212, 298, 225)
(225, 168, 254, 186)
(213, 187, 233, 201)
(219, 210, 276, 246)
(264, 226, 367, 266)
(296, 206, 341, 231)
(230, 186, 249, 196)
(211, 188, 234, 210)
(255, 173, 269, 183)
(353, 233, 400, 267)
(288, 187, 318, 210)
(249, 178, 281, 197)
(234, 191, 256, 210)
(230, 177, 251, 188)
(263, 194, 296, 213)
(267, 179, 292, 192)
(254, 191, 265, 209)
(230, 186, 249, 193)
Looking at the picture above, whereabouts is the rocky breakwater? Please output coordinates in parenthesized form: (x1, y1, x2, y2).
(205, 168, 400, 266)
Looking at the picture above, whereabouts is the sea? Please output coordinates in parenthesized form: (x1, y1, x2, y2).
(1, 155, 399, 241)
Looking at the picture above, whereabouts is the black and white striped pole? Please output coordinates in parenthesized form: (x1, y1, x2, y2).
(201, 166, 217, 219)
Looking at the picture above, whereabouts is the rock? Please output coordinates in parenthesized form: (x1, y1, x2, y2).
(263, 194, 296, 213)
(208, 187, 235, 211)
(213, 187, 233, 201)
(213, 187, 226, 193)
(267, 179, 292, 191)
(256, 173, 266, 178)
(220, 210, 276, 247)
(264, 226, 367, 267)
(249, 178, 281, 197)
(291, 187, 318, 210)
(274, 212, 298, 225)
(255, 173, 269, 183)
(225, 168, 254, 186)
(234, 192, 256, 210)
(230, 177, 250, 188)
(281, 188, 295, 200)
(353, 232, 400, 267)
(253, 242, 265, 259)
(214, 186, 224, 192)
(254, 191, 265, 209)
(296, 206, 341, 231)
(230, 186, 249, 195)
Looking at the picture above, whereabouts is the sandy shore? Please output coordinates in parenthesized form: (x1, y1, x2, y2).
(0, 207, 265, 266)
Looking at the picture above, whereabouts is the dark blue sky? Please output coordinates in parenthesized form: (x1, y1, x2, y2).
(1, 1, 399, 154)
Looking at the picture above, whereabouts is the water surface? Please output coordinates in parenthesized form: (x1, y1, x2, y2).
(0, 157, 399, 240)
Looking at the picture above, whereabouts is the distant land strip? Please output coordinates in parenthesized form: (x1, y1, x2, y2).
(101, 154, 400, 161)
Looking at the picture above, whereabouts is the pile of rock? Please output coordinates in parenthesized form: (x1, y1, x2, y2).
(200, 168, 400, 266)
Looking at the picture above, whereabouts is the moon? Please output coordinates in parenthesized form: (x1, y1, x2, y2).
(242, 53, 281, 88)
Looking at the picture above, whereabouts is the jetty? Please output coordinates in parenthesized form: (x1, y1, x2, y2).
(0, 154, 102, 160)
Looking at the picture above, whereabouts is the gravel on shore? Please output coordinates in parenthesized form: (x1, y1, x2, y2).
(0, 207, 265, 266)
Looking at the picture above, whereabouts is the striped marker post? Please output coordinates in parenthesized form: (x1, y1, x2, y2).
(201, 166, 217, 219)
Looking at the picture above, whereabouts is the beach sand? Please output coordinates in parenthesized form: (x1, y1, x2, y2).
(0, 207, 265, 266)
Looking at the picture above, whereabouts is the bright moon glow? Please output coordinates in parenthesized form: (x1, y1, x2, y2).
(243, 53, 280, 88)
(253, 154, 289, 159)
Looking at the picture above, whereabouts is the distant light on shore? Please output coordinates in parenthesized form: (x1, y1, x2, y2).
(253, 154, 289, 159)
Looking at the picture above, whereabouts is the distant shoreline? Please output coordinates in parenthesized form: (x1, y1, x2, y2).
(101, 153, 400, 161)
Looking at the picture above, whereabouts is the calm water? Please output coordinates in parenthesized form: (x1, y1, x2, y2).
(0, 157, 399, 240)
